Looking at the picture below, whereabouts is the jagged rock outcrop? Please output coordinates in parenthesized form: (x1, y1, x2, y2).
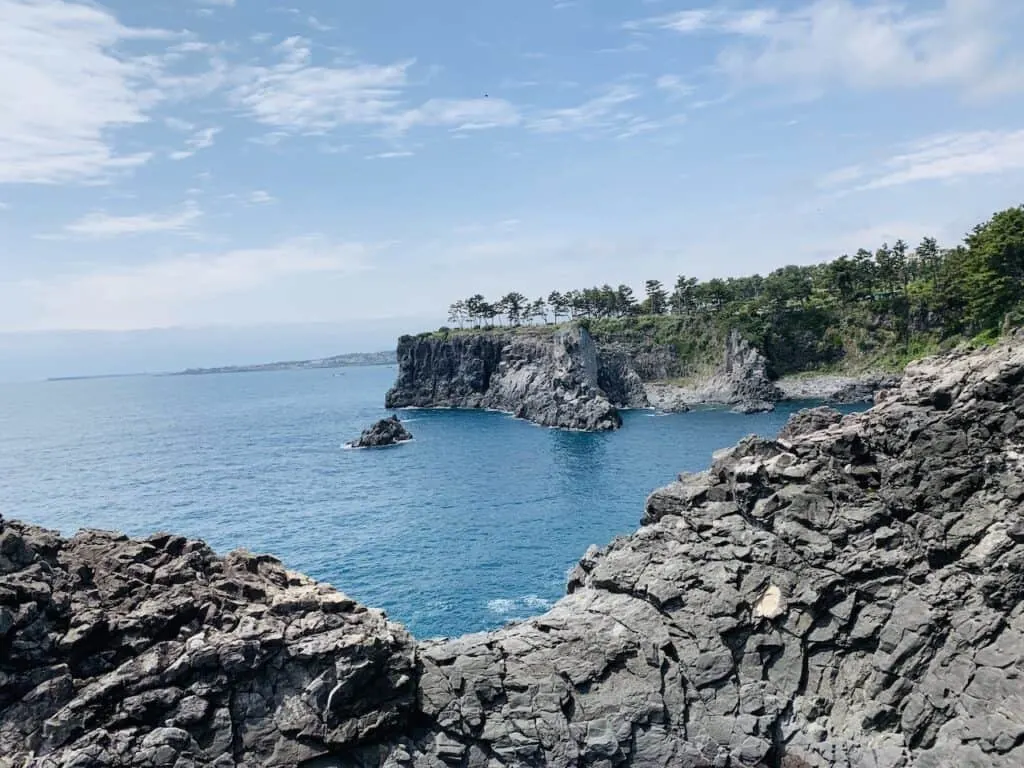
(777, 374, 903, 404)
(5, 335, 1024, 767)
(777, 405, 843, 440)
(385, 327, 622, 431)
(0, 526, 416, 767)
(643, 330, 783, 413)
(346, 416, 413, 448)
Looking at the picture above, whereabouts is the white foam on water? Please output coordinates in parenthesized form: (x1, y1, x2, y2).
(487, 594, 555, 616)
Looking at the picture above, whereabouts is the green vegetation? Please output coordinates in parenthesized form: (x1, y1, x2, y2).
(435, 206, 1024, 375)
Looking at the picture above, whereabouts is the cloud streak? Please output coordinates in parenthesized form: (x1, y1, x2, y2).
(59, 202, 202, 238)
(823, 130, 1024, 191)
(630, 0, 1024, 98)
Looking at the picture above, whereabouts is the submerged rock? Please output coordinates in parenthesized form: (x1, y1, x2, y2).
(347, 415, 413, 448)
(4, 334, 1024, 766)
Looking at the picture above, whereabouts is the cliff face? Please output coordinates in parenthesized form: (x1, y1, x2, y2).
(643, 330, 783, 413)
(385, 327, 623, 431)
(6, 336, 1024, 767)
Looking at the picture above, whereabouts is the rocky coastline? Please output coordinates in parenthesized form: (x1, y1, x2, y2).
(3, 333, 1024, 766)
(385, 326, 802, 428)
(384, 327, 624, 431)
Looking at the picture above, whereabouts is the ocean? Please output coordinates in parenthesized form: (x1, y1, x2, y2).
(0, 365, 864, 639)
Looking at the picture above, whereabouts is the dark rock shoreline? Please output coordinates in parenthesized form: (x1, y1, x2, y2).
(386, 327, 787, 428)
(385, 327, 624, 431)
(3, 334, 1024, 766)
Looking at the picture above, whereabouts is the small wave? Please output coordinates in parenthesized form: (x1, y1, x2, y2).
(487, 594, 554, 616)
(341, 439, 414, 451)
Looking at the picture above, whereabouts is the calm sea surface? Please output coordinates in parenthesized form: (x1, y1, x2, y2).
(0, 366, 863, 639)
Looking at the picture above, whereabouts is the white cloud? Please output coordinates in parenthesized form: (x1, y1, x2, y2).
(307, 15, 332, 32)
(824, 130, 1024, 192)
(59, 202, 202, 238)
(13, 237, 370, 331)
(0, 0, 166, 184)
(248, 190, 276, 204)
(527, 85, 640, 134)
(655, 74, 694, 99)
(169, 126, 220, 160)
(230, 38, 521, 138)
(231, 37, 411, 133)
(632, 0, 1024, 97)
(390, 98, 521, 133)
(365, 151, 414, 160)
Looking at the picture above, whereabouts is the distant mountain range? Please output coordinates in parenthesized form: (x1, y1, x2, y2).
(175, 350, 396, 376)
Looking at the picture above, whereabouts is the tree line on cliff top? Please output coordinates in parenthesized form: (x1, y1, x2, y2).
(445, 206, 1024, 364)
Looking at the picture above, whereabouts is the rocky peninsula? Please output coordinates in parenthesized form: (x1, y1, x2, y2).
(3, 333, 1024, 766)
(384, 325, 796, 429)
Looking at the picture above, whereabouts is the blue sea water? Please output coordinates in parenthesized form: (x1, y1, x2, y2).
(0, 366, 864, 639)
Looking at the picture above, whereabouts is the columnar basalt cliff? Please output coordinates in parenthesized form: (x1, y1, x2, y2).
(385, 327, 623, 431)
(4, 335, 1024, 767)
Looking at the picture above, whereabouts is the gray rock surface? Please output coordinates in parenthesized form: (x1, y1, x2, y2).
(6, 335, 1024, 767)
(643, 330, 782, 413)
(346, 416, 413, 448)
(643, 382, 692, 413)
(596, 346, 650, 409)
(385, 327, 622, 431)
(777, 405, 844, 440)
(0, 527, 416, 767)
(777, 373, 902, 403)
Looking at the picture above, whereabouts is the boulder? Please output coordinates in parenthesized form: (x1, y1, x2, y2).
(347, 415, 413, 448)
(778, 405, 844, 440)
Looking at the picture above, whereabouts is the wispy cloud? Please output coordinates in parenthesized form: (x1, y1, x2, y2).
(365, 151, 414, 160)
(527, 85, 640, 135)
(57, 202, 202, 238)
(170, 127, 221, 160)
(307, 15, 332, 32)
(823, 130, 1024, 191)
(629, 0, 1024, 98)
(230, 37, 521, 138)
(655, 74, 694, 99)
(391, 98, 521, 133)
(248, 190, 276, 204)
(0, 0, 167, 184)
(230, 37, 412, 133)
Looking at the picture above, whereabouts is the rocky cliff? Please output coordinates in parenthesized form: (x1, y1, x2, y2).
(385, 327, 624, 431)
(5, 335, 1024, 767)
(643, 330, 783, 413)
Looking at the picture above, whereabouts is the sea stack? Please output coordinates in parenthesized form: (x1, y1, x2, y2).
(346, 415, 413, 448)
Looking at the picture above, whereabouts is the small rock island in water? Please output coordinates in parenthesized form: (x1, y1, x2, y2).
(346, 415, 413, 448)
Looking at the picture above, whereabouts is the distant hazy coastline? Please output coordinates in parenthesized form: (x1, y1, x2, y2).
(173, 350, 396, 376)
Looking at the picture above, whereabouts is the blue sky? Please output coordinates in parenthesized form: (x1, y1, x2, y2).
(1, 0, 1023, 374)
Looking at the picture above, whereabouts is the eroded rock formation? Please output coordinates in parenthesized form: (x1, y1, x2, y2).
(385, 327, 623, 431)
(346, 416, 413, 448)
(4, 335, 1024, 767)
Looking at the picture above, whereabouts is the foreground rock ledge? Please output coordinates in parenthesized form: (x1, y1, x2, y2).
(4, 334, 1024, 767)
